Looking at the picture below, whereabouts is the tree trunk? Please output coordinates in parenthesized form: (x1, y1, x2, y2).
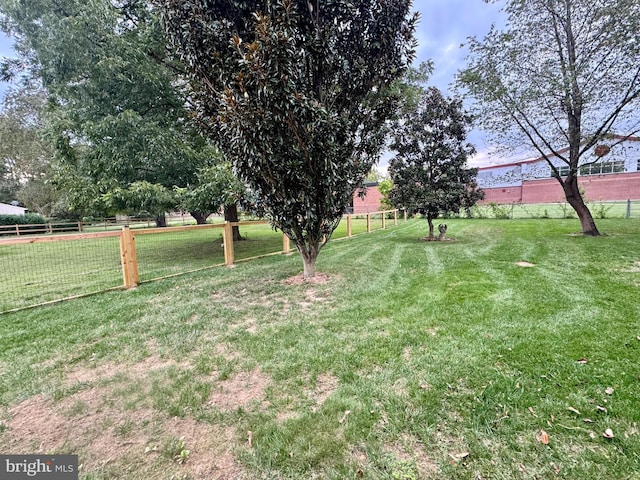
(223, 203, 244, 241)
(562, 176, 600, 236)
(297, 241, 319, 279)
(155, 214, 167, 228)
(427, 216, 435, 239)
(190, 211, 209, 225)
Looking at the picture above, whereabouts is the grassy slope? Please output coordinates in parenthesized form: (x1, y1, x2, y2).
(0, 218, 639, 479)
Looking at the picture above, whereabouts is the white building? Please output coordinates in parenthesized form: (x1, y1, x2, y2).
(477, 135, 640, 203)
(0, 202, 28, 215)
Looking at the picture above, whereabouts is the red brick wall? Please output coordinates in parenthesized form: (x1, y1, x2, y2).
(521, 179, 565, 203)
(479, 187, 523, 204)
(575, 172, 640, 201)
(353, 186, 384, 213)
(480, 172, 640, 204)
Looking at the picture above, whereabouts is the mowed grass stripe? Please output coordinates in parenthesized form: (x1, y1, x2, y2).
(0, 218, 639, 479)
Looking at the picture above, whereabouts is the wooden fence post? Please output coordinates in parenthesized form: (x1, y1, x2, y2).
(404, 210, 408, 221)
(223, 221, 235, 266)
(283, 232, 291, 254)
(347, 214, 352, 238)
(119, 226, 139, 289)
(366, 213, 371, 233)
(394, 209, 398, 225)
(382, 211, 386, 230)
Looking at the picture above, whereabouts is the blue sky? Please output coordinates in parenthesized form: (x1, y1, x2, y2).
(0, 0, 507, 166)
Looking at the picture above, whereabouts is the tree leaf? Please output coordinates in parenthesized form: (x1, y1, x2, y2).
(536, 430, 549, 445)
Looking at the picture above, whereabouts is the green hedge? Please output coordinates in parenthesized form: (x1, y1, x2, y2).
(0, 213, 47, 226)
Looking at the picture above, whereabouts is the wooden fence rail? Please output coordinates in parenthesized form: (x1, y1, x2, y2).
(0, 211, 399, 313)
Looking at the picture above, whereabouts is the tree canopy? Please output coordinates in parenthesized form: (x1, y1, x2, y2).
(0, 85, 69, 216)
(389, 86, 482, 238)
(0, 0, 228, 223)
(458, 0, 640, 236)
(159, 0, 418, 278)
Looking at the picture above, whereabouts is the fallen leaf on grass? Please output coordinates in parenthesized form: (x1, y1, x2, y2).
(576, 358, 588, 364)
(583, 418, 594, 423)
(603, 428, 615, 439)
(550, 462, 560, 474)
(528, 407, 538, 417)
(247, 431, 253, 448)
(448, 452, 469, 464)
(339, 410, 352, 424)
(536, 430, 549, 445)
(567, 406, 580, 415)
(605, 387, 614, 395)
(597, 405, 608, 413)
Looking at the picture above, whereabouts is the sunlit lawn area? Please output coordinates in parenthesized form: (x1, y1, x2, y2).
(1, 218, 639, 479)
(0, 216, 382, 313)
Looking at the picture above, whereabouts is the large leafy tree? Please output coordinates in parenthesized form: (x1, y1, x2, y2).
(176, 162, 247, 239)
(458, 0, 640, 236)
(389, 86, 482, 239)
(159, 0, 418, 278)
(0, 85, 70, 216)
(0, 0, 222, 225)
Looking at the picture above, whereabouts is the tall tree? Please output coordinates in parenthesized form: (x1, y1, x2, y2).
(0, 0, 219, 226)
(176, 162, 247, 239)
(389, 86, 482, 239)
(458, 0, 640, 236)
(159, 0, 418, 278)
(0, 85, 70, 216)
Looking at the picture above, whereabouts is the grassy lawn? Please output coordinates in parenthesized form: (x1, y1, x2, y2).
(471, 200, 640, 220)
(0, 218, 639, 479)
(0, 217, 384, 313)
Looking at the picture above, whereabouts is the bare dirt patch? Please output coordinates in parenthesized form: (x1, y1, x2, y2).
(1, 382, 249, 479)
(516, 261, 536, 267)
(212, 342, 243, 363)
(208, 367, 271, 411)
(64, 355, 182, 388)
(281, 272, 332, 285)
(621, 261, 640, 273)
(157, 417, 245, 480)
(306, 372, 339, 410)
(384, 434, 440, 477)
(421, 237, 456, 242)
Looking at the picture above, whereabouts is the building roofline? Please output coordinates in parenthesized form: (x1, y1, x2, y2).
(478, 134, 640, 171)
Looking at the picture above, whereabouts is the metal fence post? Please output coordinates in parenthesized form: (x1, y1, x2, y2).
(627, 199, 631, 219)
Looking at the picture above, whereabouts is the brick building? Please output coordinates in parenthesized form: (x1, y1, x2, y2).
(351, 182, 384, 214)
(477, 135, 640, 204)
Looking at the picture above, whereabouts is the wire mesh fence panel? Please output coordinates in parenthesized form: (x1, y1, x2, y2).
(468, 201, 640, 219)
(344, 217, 370, 236)
(233, 223, 284, 261)
(0, 235, 122, 313)
(133, 226, 226, 282)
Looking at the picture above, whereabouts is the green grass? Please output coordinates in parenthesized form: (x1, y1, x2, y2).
(1, 218, 639, 479)
(0, 217, 382, 313)
(471, 200, 640, 219)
